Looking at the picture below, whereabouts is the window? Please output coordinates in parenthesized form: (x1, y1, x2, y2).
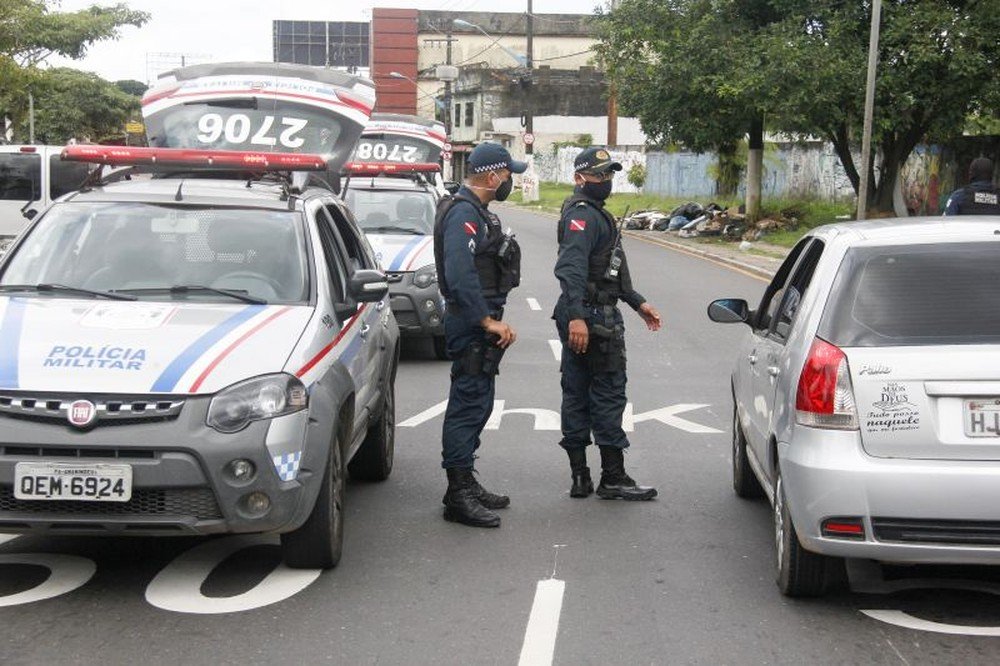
(753, 237, 811, 332)
(48, 155, 92, 200)
(0, 153, 41, 201)
(769, 240, 824, 341)
(820, 242, 1000, 347)
(454, 103, 462, 129)
(313, 206, 348, 304)
(464, 102, 474, 128)
(321, 203, 375, 272)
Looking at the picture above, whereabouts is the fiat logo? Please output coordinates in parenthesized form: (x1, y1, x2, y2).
(67, 400, 97, 428)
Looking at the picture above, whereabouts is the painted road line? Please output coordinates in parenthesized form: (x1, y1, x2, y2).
(518, 578, 566, 666)
(527, 297, 542, 311)
(399, 400, 448, 427)
(548, 340, 562, 362)
(0, 534, 19, 547)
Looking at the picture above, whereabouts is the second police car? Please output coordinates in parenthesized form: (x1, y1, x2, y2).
(0, 63, 398, 570)
(343, 114, 451, 358)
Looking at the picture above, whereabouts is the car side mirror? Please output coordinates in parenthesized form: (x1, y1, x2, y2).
(707, 298, 750, 324)
(443, 181, 460, 195)
(22, 208, 37, 221)
(348, 268, 389, 303)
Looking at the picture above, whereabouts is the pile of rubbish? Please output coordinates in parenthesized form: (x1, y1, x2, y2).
(620, 202, 798, 241)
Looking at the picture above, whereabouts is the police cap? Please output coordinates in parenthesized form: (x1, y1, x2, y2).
(574, 147, 622, 175)
(467, 142, 528, 175)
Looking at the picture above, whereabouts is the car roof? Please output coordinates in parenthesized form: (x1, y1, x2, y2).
(808, 216, 1000, 247)
(60, 176, 322, 210)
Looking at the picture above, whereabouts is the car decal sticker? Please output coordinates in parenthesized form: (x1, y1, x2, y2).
(272, 451, 302, 482)
(187, 306, 294, 393)
(388, 236, 425, 271)
(402, 237, 433, 271)
(294, 304, 368, 379)
(0, 298, 27, 389)
(150, 304, 266, 392)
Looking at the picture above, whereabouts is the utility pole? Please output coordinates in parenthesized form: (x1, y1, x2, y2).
(525, 0, 534, 156)
(857, 0, 882, 220)
(444, 24, 453, 137)
(607, 0, 619, 147)
(28, 92, 35, 145)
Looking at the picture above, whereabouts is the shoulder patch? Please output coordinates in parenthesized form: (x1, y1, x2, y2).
(463, 221, 477, 235)
(568, 219, 586, 232)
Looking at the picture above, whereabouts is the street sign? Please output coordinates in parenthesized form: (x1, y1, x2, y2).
(522, 132, 535, 146)
(442, 142, 452, 152)
(125, 122, 145, 134)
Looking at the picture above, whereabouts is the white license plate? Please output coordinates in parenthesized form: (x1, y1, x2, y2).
(14, 462, 132, 502)
(964, 399, 1000, 437)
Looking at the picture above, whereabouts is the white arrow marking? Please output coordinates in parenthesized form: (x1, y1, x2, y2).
(527, 297, 542, 311)
(624, 403, 722, 434)
(518, 578, 566, 666)
(486, 400, 562, 430)
(398, 400, 448, 427)
(548, 340, 562, 362)
(0, 534, 19, 547)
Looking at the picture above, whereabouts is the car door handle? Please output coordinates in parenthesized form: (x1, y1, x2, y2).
(360, 323, 371, 338)
(748, 353, 757, 365)
(767, 366, 780, 377)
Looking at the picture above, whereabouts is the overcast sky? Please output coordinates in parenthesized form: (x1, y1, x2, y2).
(51, 0, 601, 83)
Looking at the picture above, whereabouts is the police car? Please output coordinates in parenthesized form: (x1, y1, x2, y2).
(0, 64, 399, 570)
(343, 114, 449, 358)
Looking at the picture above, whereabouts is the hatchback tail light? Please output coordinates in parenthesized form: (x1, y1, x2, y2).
(795, 338, 859, 430)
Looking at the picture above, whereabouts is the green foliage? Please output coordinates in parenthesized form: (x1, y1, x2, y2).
(626, 163, 646, 190)
(549, 133, 594, 155)
(16, 67, 140, 144)
(114, 79, 147, 97)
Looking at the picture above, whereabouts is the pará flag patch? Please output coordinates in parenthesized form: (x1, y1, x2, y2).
(569, 219, 587, 232)
(464, 221, 477, 235)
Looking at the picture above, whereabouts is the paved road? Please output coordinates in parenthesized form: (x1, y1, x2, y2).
(3, 206, 1000, 665)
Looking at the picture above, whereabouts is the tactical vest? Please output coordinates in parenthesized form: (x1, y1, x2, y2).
(434, 194, 521, 302)
(957, 185, 1000, 215)
(558, 194, 633, 302)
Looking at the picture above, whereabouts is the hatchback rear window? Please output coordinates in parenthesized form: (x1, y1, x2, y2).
(0, 153, 41, 201)
(819, 242, 1000, 347)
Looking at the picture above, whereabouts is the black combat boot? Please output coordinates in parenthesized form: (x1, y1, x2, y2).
(567, 448, 593, 498)
(443, 468, 501, 527)
(596, 446, 657, 501)
(441, 470, 510, 509)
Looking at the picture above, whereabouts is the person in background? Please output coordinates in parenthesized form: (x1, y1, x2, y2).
(944, 157, 1000, 216)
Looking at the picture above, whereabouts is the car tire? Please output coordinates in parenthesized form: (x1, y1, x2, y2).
(433, 335, 449, 360)
(732, 403, 765, 499)
(280, 430, 345, 570)
(348, 375, 396, 482)
(774, 467, 843, 597)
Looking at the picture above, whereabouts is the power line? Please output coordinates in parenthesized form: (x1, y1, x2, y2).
(533, 47, 595, 62)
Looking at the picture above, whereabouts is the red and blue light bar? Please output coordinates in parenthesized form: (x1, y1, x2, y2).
(61, 145, 329, 171)
(345, 161, 441, 174)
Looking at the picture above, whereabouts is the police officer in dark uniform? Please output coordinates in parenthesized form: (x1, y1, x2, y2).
(433, 143, 525, 527)
(553, 147, 661, 501)
(944, 157, 1000, 216)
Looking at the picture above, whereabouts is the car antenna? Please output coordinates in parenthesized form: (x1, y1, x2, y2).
(174, 180, 184, 202)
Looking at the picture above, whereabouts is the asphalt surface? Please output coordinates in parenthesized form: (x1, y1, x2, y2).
(3, 205, 1000, 665)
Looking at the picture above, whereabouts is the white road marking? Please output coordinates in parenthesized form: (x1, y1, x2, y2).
(527, 298, 542, 311)
(486, 401, 561, 431)
(0, 554, 96, 607)
(398, 400, 448, 427)
(548, 340, 562, 361)
(624, 403, 723, 434)
(518, 578, 566, 666)
(861, 610, 1000, 637)
(0, 534, 20, 547)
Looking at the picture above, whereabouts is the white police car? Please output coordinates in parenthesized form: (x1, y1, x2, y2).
(0, 143, 399, 570)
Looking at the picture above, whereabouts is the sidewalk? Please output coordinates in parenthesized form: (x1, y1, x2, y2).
(499, 202, 786, 280)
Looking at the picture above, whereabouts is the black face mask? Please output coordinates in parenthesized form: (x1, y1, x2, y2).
(581, 179, 613, 201)
(494, 176, 514, 202)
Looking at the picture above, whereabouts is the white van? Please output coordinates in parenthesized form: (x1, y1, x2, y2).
(0, 145, 96, 240)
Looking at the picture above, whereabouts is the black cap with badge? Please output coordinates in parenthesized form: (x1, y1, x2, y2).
(574, 147, 622, 174)
(467, 142, 528, 175)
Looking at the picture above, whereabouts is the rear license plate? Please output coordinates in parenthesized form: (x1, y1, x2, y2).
(964, 399, 1000, 437)
(14, 462, 132, 502)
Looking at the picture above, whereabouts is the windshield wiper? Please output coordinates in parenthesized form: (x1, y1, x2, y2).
(365, 226, 425, 235)
(0, 283, 137, 301)
(115, 285, 267, 305)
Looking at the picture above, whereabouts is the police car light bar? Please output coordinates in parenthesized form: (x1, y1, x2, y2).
(345, 161, 441, 174)
(61, 146, 328, 171)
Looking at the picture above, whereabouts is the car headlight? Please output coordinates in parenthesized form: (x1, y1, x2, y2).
(207, 373, 308, 433)
(413, 265, 437, 289)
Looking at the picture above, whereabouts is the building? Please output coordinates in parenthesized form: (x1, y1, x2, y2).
(273, 20, 370, 74)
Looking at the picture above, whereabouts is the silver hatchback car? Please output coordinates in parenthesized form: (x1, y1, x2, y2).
(709, 217, 1000, 597)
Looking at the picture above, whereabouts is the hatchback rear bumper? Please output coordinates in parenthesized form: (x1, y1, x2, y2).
(779, 428, 1000, 564)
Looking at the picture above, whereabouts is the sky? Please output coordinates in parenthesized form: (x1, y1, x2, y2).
(50, 0, 602, 83)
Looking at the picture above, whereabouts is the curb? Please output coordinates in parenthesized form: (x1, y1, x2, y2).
(500, 203, 779, 280)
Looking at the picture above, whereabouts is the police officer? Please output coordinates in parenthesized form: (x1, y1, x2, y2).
(944, 157, 1000, 215)
(553, 147, 661, 501)
(433, 143, 525, 527)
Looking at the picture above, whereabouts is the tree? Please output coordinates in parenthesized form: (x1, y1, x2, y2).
(19, 67, 139, 144)
(0, 0, 148, 142)
(114, 79, 147, 97)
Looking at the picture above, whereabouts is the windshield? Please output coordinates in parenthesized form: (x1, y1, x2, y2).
(819, 242, 1000, 347)
(1, 202, 309, 304)
(344, 188, 435, 236)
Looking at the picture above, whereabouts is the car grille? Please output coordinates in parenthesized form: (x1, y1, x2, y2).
(872, 518, 1000, 546)
(0, 486, 222, 519)
(0, 445, 156, 459)
(0, 394, 184, 425)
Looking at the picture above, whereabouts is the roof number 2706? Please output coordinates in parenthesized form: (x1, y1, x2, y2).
(197, 113, 308, 149)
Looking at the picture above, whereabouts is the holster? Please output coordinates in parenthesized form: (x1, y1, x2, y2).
(586, 307, 626, 373)
(457, 333, 505, 376)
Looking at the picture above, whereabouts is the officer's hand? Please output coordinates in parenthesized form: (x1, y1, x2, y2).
(638, 303, 662, 332)
(482, 317, 517, 348)
(568, 318, 589, 354)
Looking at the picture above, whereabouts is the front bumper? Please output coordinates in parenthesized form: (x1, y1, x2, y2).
(779, 428, 1000, 564)
(0, 396, 324, 536)
(386, 272, 445, 337)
